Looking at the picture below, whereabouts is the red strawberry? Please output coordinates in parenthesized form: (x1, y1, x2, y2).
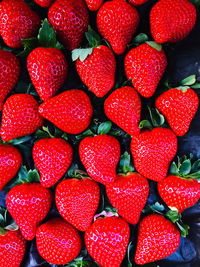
(135, 214, 180, 264)
(85, 216, 130, 267)
(0, 144, 22, 191)
(48, 0, 89, 50)
(128, 0, 149, 5)
(131, 127, 177, 182)
(34, 0, 54, 7)
(124, 43, 167, 97)
(56, 178, 100, 231)
(0, 0, 40, 48)
(104, 86, 141, 136)
(39, 90, 93, 134)
(33, 138, 73, 188)
(106, 173, 149, 224)
(36, 217, 81, 265)
(155, 88, 199, 136)
(0, 230, 26, 267)
(85, 0, 104, 11)
(0, 94, 43, 142)
(75, 45, 116, 97)
(79, 135, 120, 185)
(6, 183, 52, 240)
(0, 50, 20, 111)
(97, 0, 139, 55)
(158, 175, 200, 213)
(27, 47, 68, 101)
(150, 0, 196, 44)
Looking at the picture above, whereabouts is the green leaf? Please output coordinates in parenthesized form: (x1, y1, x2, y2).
(176, 221, 189, 237)
(139, 120, 153, 130)
(169, 161, 179, 175)
(118, 152, 135, 174)
(67, 163, 79, 178)
(75, 129, 95, 141)
(187, 170, 200, 180)
(4, 221, 19, 231)
(133, 33, 148, 44)
(85, 26, 101, 48)
(166, 209, 179, 223)
(7, 135, 32, 145)
(146, 41, 162, 51)
(35, 129, 50, 140)
(97, 121, 112, 135)
(27, 169, 40, 183)
(18, 38, 38, 57)
(72, 48, 93, 62)
(181, 75, 196, 86)
(150, 202, 165, 212)
(191, 159, 200, 172)
(191, 82, 200, 89)
(148, 107, 165, 127)
(176, 86, 189, 92)
(179, 159, 191, 176)
(0, 214, 5, 226)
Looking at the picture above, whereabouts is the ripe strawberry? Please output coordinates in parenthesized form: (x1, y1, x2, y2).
(0, 0, 40, 48)
(155, 88, 199, 136)
(27, 47, 68, 101)
(0, 50, 20, 111)
(39, 90, 93, 134)
(0, 230, 26, 267)
(131, 127, 177, 182)
(85, 216, 130, 267)
(97, 0, 139, 55)
(34, 0, 54, 8)
(33, 138, 73, 188)
(48, 0, 89, 50)
(128, 0, 149, 5)
(6, 183, 52, 240)
(85, 0, 104, 11)
(104, 86, 141, 136)
(150, 0, 196, 43)
(106, 173, 149, 224)
(0, 144, 22, 191)
(135, 214, 180, 264)
(36, 217, 81, 265)
(79, 135, 120, 185)
(56, 178, 100, 231)
(0, 94, 43, 142)
(75, 45, 116, 97)
(158, 175, 200, 213)
(124, 43, 167, 97)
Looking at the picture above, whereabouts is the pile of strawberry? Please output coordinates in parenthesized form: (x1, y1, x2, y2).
(0, 0, 200, 266)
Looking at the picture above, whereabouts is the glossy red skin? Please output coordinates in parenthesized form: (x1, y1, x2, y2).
(124, 43, 167, 97)
(39, 89, 93, 134)
(158, 175, 200, 213)
(104, 86, 141, 136)
(155, 88, 199, 136)
(36, 217, 81, 265)
(76, 45, 116, 97)
(106, 173, 149, 224)
(56, 178, 100, 231)
(85, 216, 130, 267)
(0, 94, 43, 142)
(97, 0, 139, 55)
(0, 230, 26, 267)
(48, 0, 89, 50)
(131, 127, 177, 182)
(0, 144, 22, 192)
(0, 0, 40, 48)
(79, 135, 120, 185)
(0, 50, 20, 111)
(6, 183, 52, 240)
(85, 0, 104, 11)
(135, 214, 180, 264)
(150, 0, 196, 43)
(33, 138, 73, 188)
(34, 0, 54, 7)
(128, 0, 149, 5)
(27, 47, 68, 101)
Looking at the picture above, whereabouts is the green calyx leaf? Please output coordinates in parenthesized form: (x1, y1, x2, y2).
(35, 126, 68, 141)
(0, 207, 19, 234)
(146, 41, 162, 51)
(148, 107, 165, 127)
(179, 159, 191, 175)
(97, 121, 112, 135)
(7, 135, 32, 145)
(117, 152, 135, 174)
(181, 75, 196, 86)
(176, 86, 190, 93)
(142, 202, 165, 215)
(85, 26, 101, 48)
(17, 38, 38, 57)
(139, 120, 153, 130)
(72, 48, 93, 62)
(133, 33, 149, 45)
(75, 128, 96, 141)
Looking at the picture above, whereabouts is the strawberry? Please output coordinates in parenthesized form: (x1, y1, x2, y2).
(0, 0, 40, 48)
(0, 94, 43, 142)
(135, 214, 180, 264)
(33, 138, 73, 188)
(131, 127, 177, 182)
(97, 0, 139, 55)
(106, 173, 149, 224)
(34, 0, 54, 7)
(0, 230, 26, 267)
(75, 45, 116, 97)
(48, 0, 89, 50)
(155, 88, 199, 136)
(56, 178, 100, 231)
(85, 0, 104, 11)
(124, 42, 167, 97)
(27, 47, 68, 101)
(0, 144, 22, 191)
(6, 183, 52, 240)
(104, 86, 141, 136)
(79, 135, 120, 185)
(150, 0, 196, 44)
(0, 50, 20, 111)
(85, 216, 130, 267)
(36, 217, 81, 265)
(39, 90, 93, 134)
(128, 0, 149, 5)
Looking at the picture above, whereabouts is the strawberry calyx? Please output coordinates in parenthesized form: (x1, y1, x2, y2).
(165, 75, 200, 91)
(117, 152, 135, 174)
(65, 163, 91, 180)
(94, 207, 119, 221)
(64, 248, 89, 267)
(0, 207, 19, 236)
(139, 107, 165, 130)
(129, 33, 162, 51)
(35, 125, 68, 141)
(146, 41, 162, 52)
